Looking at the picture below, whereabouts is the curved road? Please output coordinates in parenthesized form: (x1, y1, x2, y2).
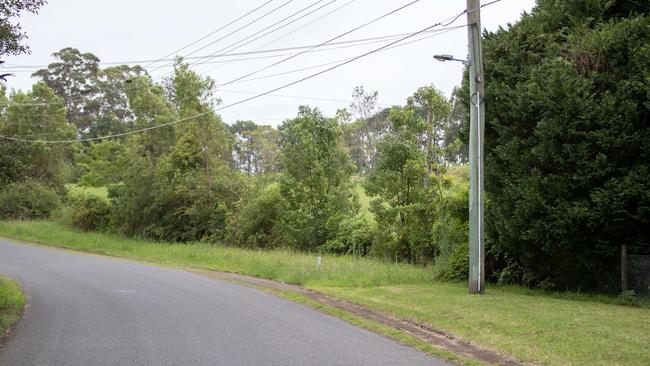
(0, 240, 445, 366)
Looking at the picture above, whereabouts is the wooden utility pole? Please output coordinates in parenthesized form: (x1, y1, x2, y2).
(467, 0, 485, 294)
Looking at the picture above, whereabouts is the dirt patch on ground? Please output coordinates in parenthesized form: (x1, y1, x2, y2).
(192, 269, 525, 366)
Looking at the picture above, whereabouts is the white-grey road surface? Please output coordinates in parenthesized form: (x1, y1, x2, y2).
(0, 240, 446, 366)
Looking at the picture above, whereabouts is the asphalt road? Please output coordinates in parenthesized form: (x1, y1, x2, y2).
(0, 240, 446, 366)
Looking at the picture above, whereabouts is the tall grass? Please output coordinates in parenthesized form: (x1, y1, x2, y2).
(0, 220, 430, 287)
(0, 275, 25, 333)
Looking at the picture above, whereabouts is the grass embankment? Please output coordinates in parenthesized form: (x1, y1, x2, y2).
(1, 221, 648, 366)
(0, 275, 26, 338)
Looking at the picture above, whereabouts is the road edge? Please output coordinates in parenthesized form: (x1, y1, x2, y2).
(0, 236, 524, 366)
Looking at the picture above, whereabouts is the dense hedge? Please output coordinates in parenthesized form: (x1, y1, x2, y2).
(481, 1, 650, 291)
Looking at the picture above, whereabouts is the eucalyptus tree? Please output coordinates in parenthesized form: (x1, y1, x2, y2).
(248, 125, 281, 174)
(443, 86, 469, 164)
(32, 48, 101, 132)
(142, 60, 237, 242)
(230, 120, 258, 174)
(347, 86, 388, 173)
(407, 85, 451, 178)
(88, 65, 146, 137)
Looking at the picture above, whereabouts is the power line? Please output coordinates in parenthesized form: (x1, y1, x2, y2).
(148, 0, 298, 74)
(218, 26, 465, 86)
(141, 0, 276, 70)
(218, 0, 422, 87)
(218, 89, 351, 103)
(0, 27, 459, 107)
(0, 34, 422, 107)
(0, 25, 463, 128)
(2, 26, 450, 74)
(2, 1, 281, 72)
(1, 1, 507, 142)
(1, 25, 463, 123)
(197, 0, 357, 75)
(182, 0, 339, 74)
(4, 1, 498, 73)
(0, 6, 476, 144)
(1, 32, 422, 74)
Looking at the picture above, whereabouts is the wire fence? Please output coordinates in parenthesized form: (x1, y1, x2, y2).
(627, 255, 650, 296)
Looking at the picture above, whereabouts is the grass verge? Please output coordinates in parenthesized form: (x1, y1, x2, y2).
(0, 275, 26, 340)
(1, 220, 649, 365)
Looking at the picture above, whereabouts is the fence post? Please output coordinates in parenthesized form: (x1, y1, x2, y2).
(621, 245, 627, 292)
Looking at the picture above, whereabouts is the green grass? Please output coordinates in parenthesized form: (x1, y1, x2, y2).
(0, 220, 430, 288)
(316, 285, 650, 366)
(1, 220, 649, 366)
(0, 275, 26, 336)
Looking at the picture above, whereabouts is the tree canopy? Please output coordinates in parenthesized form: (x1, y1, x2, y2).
(0, 0, 46, 56)
(481, 0, 650, 291)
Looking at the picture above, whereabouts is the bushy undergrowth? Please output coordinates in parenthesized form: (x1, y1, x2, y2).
(57, 184, 111, 231)
(432, 176, 469, 281)
(226, 181, 285, 249)
(59, 195, 111, 232)
(0, 180, 61, 220)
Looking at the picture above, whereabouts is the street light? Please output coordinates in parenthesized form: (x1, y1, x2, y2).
(433, 54, 470, 66)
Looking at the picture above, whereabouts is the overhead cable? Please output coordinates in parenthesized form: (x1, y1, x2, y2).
(147, 0, 298, 74)
(0, 1, 504, 142)
(217, 0, 422, 87)
(141, 0, 276, 70)
(197, 0, 358, 75)
(182, 0, 338, 73)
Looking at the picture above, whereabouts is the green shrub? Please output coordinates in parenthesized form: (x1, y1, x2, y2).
(60, 195, 111, 231)
(0, 180, 61, 220)
(496, 262, 524, 286)
(322, 215, 374, 256)
(617, 290, 638, 306)
(109, 160, 241, 243)
(227, 182, 286, 249)
(432, 175, 469, 281)
(57, 184, 112, 231)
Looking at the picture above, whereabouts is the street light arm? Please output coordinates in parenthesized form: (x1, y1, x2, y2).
(433, 54, 470, 66)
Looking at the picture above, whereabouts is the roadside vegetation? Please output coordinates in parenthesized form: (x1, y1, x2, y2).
(1, 220, 649, 366)
(0, 275, 26, 338)
(1, 1, 649, 365)
(1, 1, 645, 294)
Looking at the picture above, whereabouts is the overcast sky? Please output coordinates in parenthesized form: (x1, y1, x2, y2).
(4, 0, 535, 126)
